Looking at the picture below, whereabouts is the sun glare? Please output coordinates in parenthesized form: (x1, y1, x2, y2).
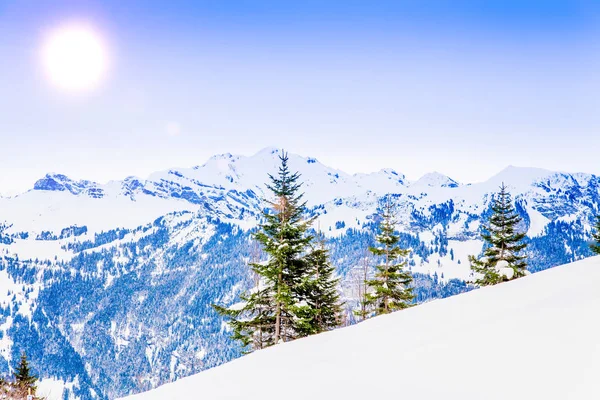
(41, 23, 110, 93)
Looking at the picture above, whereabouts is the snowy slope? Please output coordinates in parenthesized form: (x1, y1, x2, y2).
(123, 256, 600, 400)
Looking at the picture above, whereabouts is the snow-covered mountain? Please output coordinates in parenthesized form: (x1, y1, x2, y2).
(0, 148, 598, 399)
(121, 256, 600, 400)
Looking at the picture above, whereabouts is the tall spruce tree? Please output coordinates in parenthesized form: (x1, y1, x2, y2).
(469, 183, 528, 285)
(215, 151, 340, 351)
(365, 197, 414, 316)
(13, 352, 37, 395)
(591, 215, 600, 255)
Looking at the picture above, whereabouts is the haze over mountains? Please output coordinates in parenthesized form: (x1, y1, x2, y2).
(0, 148, 598, 399)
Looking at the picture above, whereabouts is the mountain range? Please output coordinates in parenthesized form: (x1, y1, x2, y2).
(0, 147, 598, 399)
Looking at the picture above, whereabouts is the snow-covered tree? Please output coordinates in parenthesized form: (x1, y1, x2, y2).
(592, 215, 600, 255)
(365, 197, 414, 316)
(469, 183, 528, 285)
(215, 151, 341, 351)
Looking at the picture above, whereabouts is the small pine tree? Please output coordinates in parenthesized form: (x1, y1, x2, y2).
(591, 215, 600, 255)
(365, 197, 414, 316)
(214, 284, 275, 351)
(12, 352, 38, 398)
(469, 183, 528, 285)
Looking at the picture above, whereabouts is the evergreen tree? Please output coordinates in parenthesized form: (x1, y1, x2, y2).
(591, 215, 600, 255)
(365, 197, 414, 316)
(214, 284, 275, 351)
(469, 183, 528, 285)
(296, 234, 343, 335)
(12, 352, 38, 398)
(215, 151, 340, 351)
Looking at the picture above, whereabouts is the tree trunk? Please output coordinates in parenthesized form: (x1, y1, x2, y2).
(274, 272, 281, 344)
(384, 241, 389, 313)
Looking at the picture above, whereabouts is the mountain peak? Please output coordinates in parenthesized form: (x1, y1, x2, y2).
(34, 173, 79, 192)
(380, 168, 402, 176)
(412, 172, 459, 188)
(254, 147, 283, 158)
(33, 173, 103, 197)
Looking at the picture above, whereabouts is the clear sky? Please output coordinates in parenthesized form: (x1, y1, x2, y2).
(1, 0, 599, 195)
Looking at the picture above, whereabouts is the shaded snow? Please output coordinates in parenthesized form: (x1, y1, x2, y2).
(122, 256, 600, 400)
(526, 205, 550, 237)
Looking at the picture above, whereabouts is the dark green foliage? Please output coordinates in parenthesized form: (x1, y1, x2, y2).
(297, 236, 343, 335)
(14, 352, 37, 392)
(0, 352, 41, 399)
(592, 215, 600, 255)
(469, 184, 528, 285)
(364, 198, 414, 316)
(215, 151, 342, 351)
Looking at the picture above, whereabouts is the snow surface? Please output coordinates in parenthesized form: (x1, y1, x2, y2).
(37, 377, 77, 400)
(410, 171, 459, 188)
(122, 256, 600, 400)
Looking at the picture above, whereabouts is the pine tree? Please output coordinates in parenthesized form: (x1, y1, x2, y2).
(469, 183, 528, 286)
(215, 151, 339, 351)
(296, 234, 343, 335)
(13, 352, 38, 397)
(591, 215, 600, 255)
(365, 197, 414, 316)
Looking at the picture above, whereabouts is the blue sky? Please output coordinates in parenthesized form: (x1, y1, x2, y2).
(1, 0, 599, 194)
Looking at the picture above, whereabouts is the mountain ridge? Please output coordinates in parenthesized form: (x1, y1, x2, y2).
(10, 147, 595, 199)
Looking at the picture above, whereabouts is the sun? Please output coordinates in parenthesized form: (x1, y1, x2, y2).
(41, 23, 110, 93)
